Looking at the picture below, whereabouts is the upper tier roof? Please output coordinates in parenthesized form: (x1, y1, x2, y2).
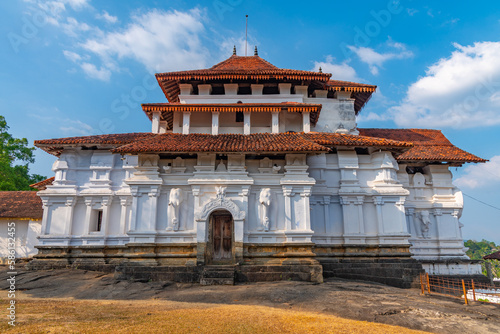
(156, 55, 331, 82)
(142, 102, 323, 129)
(155, 54, 376, 112)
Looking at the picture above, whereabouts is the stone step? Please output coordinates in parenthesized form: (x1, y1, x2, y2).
(202, 270, 235, 279)
(204, 265, 235, 271)
(200, 277, 234, 285)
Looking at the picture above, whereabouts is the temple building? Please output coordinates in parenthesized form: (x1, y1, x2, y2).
(30, 48, 486, 287)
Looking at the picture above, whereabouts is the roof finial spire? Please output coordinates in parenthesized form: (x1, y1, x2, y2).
(233, 45, 236, 56)
(319, 67, 322, 73)
(254, 46, 258, 56)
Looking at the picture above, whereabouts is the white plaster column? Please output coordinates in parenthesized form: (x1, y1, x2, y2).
(433, 208, 442, 239)
(212, 112, 219, 135)
(300, 187, 312, 231)
(272, 112, 279, 133)
(374, 196, 384, 235)
(101, 196, 112, 236)
(128, 189, 141, 232)
(279, 83, 291, 95)
(356, 196, 365, 234)
(244, 111, 251, 135)
(151, 111, 161, 133)
(283, 186, 294, 231)
(323, 196, 332, 234)
(294, 85, 308, 97)
(182, 112, 191, 135)
(406, 208, 415, 236)
(147, 187, 160, 231)
(119, 196, 131, 235)
(40, 198, 51, 236)
(192, 186, 201, 236)
(83, 197, 94, 234)
(159, 121, 167, 133)
(236, 187, 250, 242)
(302, 112, 310, 133)
(64, 197, 76, 235)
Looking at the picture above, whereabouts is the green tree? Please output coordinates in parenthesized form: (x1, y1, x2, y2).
(465, 239, 500, 278)
(0, 115, 45, 190)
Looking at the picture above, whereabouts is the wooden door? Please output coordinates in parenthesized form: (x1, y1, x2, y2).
(212, 214, 232, 262)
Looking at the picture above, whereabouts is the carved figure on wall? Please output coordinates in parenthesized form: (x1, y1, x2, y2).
(216, 160, 226, 172)
(418, 210, 431, 239)
(258, 188, 272, 231)
(216, 186, 226, 201)
(167, 188, 183, 231)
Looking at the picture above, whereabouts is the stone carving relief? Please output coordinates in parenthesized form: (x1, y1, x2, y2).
(195, 186, 245, 221)
(258, 188, 272, 231)
(167, 188, 183, 231)
(418, 210, 431, 239)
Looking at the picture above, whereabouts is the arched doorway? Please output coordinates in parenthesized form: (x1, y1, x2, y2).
(207, 210, 234, 264)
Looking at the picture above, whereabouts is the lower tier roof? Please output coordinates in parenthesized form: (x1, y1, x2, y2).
(34, 129, 485, 164)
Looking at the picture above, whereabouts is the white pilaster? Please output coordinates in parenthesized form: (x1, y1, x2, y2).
(212, 112, 219, 135)
(182, 112, 191, 135)
(302, 111, 310, 133)
(64, 197, 76, 235)
(272, 112, 279, 133)
(119, 196, 131, 235)
(244, 111, 251, 135)
(151, 111, 161, 133)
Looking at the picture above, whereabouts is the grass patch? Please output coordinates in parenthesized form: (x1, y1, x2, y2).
(1, 298, 429, 333)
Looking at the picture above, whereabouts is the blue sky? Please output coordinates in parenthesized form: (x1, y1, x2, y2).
(2, 0, 500, 243)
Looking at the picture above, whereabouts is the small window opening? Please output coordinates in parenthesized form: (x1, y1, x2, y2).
(236, 111, 244, 122)
(94, 210, 103, 232)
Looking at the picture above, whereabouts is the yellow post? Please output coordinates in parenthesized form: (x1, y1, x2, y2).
(426, 273, 431, 294)
(471, 279, 476, 302)
(462, 279, 468, 305)
(420, 274, 425, 294)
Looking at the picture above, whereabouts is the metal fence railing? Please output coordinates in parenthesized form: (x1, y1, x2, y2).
(420, 273, 500, 305)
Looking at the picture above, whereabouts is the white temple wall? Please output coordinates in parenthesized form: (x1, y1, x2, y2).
(36, 148, 480, 273)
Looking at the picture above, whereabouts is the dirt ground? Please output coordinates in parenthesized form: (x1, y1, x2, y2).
(1, 266, 499, 333)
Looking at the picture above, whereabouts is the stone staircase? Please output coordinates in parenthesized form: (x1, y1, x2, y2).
(200, 265, 235, 285)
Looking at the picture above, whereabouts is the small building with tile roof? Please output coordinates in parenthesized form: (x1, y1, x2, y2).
(30, 49, 486, 287)
(0, 191, 43, 260)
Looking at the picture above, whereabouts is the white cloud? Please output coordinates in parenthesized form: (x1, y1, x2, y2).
(348, 44, 413, 75)
(80, 9, 208, 75)
(61, 0, 90, 10)
(61, 17, 90, 37)
(96, 10, 118, 24)
(63, 50, 82, 62)
(312, 56, 361, 82)
(80, 62, 111, 81)
(455, 156, 500, 189)
(391, 42, 500, 128)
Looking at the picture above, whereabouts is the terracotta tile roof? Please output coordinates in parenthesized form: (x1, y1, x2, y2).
(142, 102, 323, 129)
(358, 128, 486, 163)
(484, 250, 500, 260)
(154, 55, 377, 112)
(326, 80, 377, 92)
(112, 133, 330, 154)
(156, 55, 331, 82)
(0, 191, 43, 220)
(35, 133, 156, 156)
(30, 177, 54, 190)
(303, 132, 412, 148)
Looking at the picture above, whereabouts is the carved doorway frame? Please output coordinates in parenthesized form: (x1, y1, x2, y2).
(195, 195, 245, 266)
(206, 210, 234, 264)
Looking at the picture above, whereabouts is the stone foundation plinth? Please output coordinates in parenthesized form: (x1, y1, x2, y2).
(315, 244, 423, 288)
